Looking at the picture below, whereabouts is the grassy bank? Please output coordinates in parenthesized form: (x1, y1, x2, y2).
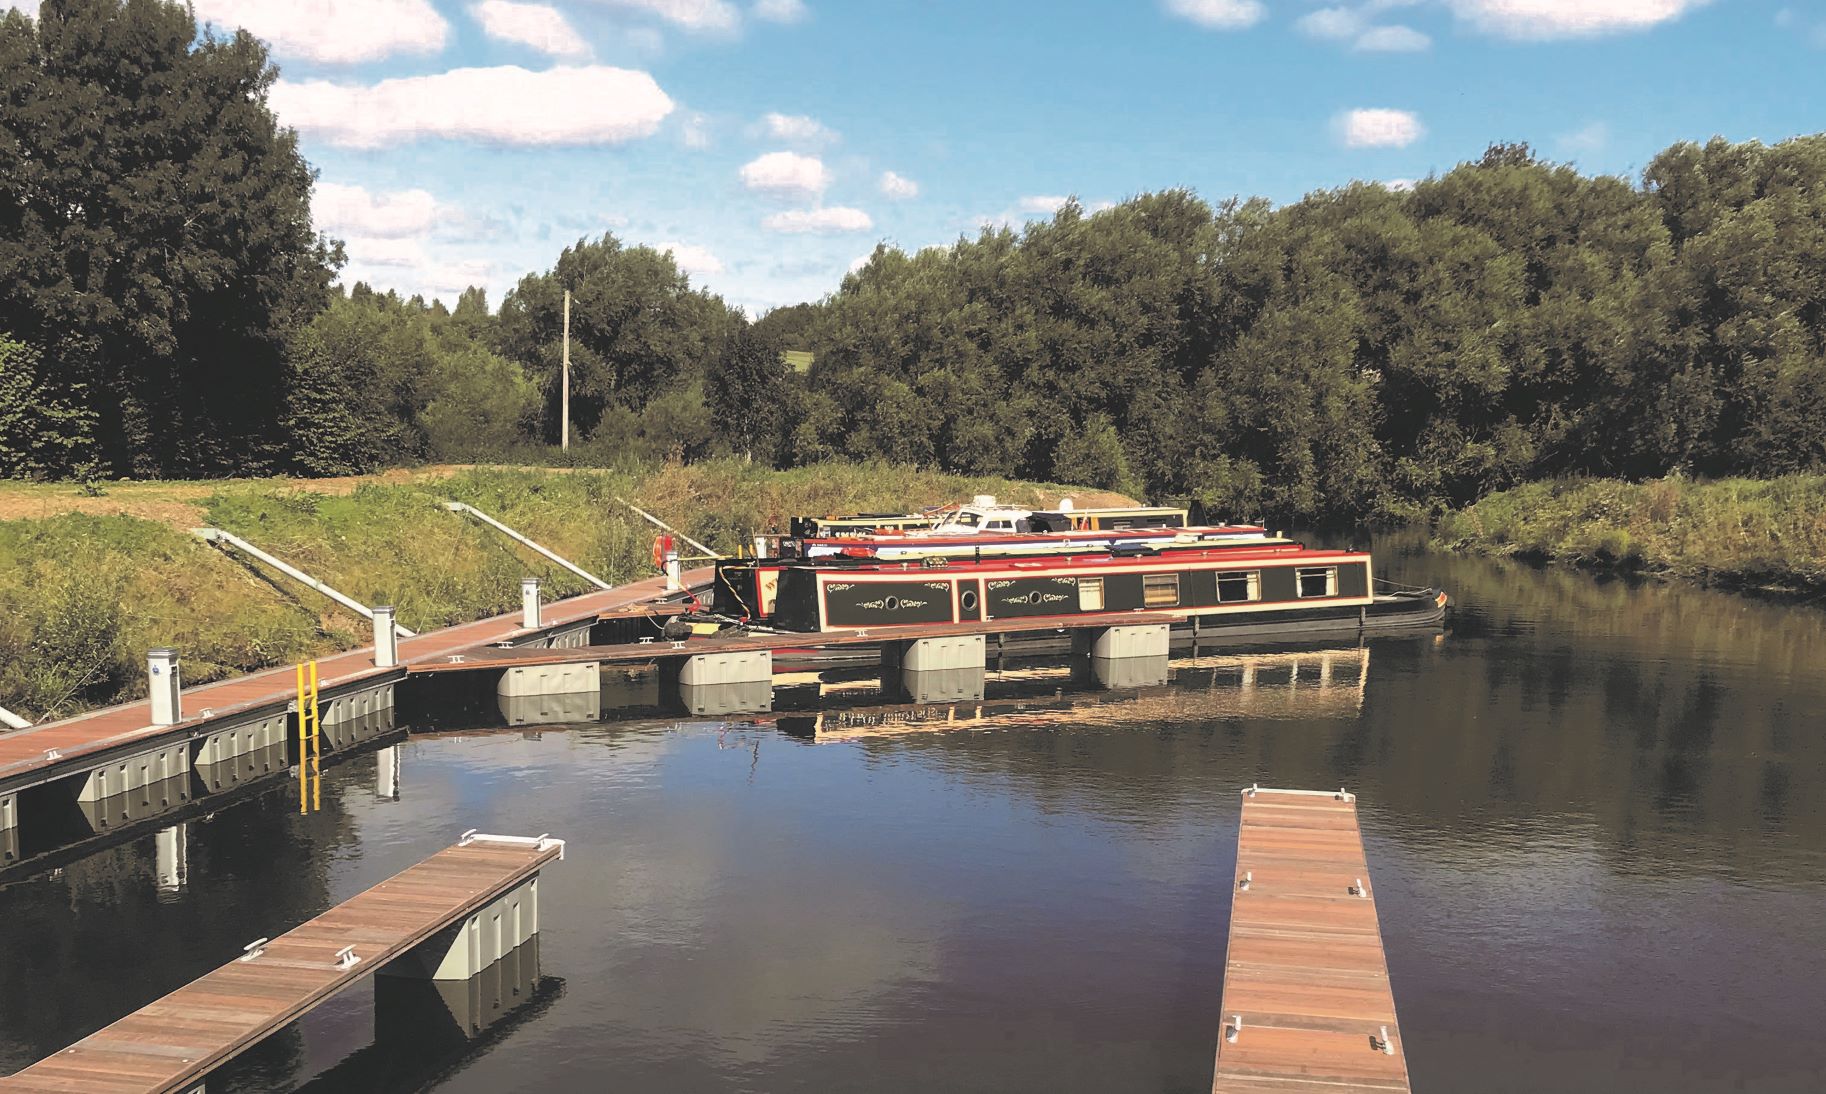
(1434, 476, 1826, 596)
(0, 461, 1125, 722)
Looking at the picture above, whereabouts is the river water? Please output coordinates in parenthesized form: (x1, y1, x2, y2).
(2, 536, 1824, 1093)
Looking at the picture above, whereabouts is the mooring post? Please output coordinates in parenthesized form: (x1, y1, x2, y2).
(521, 577, 542, 629)
(373, 607, 399, 669)
(148, 648, 182, 726)
(664, 549, 682, 592)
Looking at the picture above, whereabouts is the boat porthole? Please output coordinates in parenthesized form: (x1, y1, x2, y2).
(961, 589, 978, 612)
(1027, 591, 1043, 605)
(884, 596, 900, 611)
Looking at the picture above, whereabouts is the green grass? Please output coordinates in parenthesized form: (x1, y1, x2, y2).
(781, 350, 814, 373)
(0, 460, 1120, 720)
(1434, 475, 1826, 596)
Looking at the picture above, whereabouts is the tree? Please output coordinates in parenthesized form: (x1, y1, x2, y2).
(282, 289, 437, 475)
(751, 302, 819, 352)
(0, 333, 97, 478)
(421, 343, 540, 461)
(496, 236, 737, 443)
(707, 321, 790, 461)
(0, 0, 337, 476)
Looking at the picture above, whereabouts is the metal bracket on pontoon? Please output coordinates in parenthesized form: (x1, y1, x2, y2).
(440, 502, 613, 590)
(194, 528, 416, 637)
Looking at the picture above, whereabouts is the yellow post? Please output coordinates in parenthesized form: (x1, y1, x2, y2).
(296, 663, 307, 814)
(309, 660, 321, 813)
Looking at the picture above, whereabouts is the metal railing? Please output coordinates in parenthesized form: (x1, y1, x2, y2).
(195, 528, 416, 637)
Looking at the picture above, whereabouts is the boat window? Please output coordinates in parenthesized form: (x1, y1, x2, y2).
(1217, 570, 1260, 603)
(1143, 573, 1179, 608)
(955, 512, 980, 527)
(1078, 576, 1105, 612)
(1296, 566, 1338, 598)
(987, 519, 1014, 531)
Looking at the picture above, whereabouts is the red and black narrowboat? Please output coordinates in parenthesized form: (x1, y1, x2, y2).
(714, 540, 1447, 640)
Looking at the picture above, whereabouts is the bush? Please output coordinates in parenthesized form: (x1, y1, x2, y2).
(1436, 474, 1826, 595)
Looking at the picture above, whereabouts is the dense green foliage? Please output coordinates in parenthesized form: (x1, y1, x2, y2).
(0, 462, 1114, 717)
(1436, 476, 1826, 595)
(497, 236, 738, 443)
(284, 287, 539, 473)
(0, 333, 96, 478)
(0, 0, 335, 477)
(706, 322, 792, 461)
(797, 139, 1826, 521)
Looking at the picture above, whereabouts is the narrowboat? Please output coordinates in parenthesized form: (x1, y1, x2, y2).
(713, 539, 1447, 640)
(717, 529, 1300, 622)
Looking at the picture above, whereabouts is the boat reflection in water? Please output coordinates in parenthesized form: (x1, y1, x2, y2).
(773, 646, 1371, 743)
(401, 642, 1378, 741)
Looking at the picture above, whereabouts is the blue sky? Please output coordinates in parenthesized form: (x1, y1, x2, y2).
(34, 0, 1825, 313)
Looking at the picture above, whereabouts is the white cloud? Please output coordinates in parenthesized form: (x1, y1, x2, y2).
(193, 0, 447, 64)
(1557, 121, 1611, 154)
(313, 182, 445, 239)
(760, 112, 838, 143)
(469, 1, 590, 60)
(1162, 0, 1265, 29)
(879, 171, 919, 199)
(681, 112, 713, 148)
(1296, 6, 1429, 50)
(752, 0, 808, 23)
(343, 237, 427, 268)
(1355, 24, 1430, 50)
(337, 237, 495, 300)
(593, 0, 740, 33)
(739, 151, 830, 197)
(1773, 6, 1826, 45)
(652, 240, 725, 275)
(763, 207, 873, 233)
(271, 65, 674, 149)
(847, 252, 874, 274)
(1335, 108, 1425, 149)
(1296, 6, 1365, 38)
(1443, 0, 1708, 40)
(1385, 177, 1418, 191)
(1017, 195, 1072, 215)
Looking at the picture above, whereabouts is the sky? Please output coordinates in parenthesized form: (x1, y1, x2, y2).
(17, 1, 1826, 313)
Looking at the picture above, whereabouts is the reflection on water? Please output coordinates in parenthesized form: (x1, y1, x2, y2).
(2, 541, 1825, 1092)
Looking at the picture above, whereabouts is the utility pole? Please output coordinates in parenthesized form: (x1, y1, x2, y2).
(561, 289, 572, 450)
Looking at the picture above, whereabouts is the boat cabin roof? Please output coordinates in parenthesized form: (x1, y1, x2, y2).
(776, 541, 1366, 575)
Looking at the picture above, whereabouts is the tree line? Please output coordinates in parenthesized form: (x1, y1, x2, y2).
(5, 1, 1825, 524)
(797, 138, 1826, 521)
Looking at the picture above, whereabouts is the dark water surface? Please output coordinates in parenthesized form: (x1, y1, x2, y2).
(3, 537, 1825, 1092)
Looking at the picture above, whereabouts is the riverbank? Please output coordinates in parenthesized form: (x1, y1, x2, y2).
(0, 461, 1124, 721)
(1433, 475, 1826, 597)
